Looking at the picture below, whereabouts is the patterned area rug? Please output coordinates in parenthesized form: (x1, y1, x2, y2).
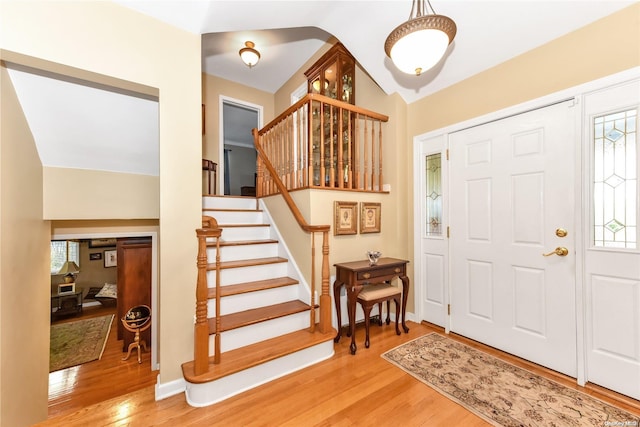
(382, 333, 639, 427)
(50, 314, 114, 372)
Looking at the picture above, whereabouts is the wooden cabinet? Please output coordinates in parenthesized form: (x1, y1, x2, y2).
(305, 43, 357, 187)
(304, 42, 355, 104)
(117, 238, 152, 352)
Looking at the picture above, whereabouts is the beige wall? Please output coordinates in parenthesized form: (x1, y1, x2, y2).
(0, 2, 201, 425)
(0, 65, 51, 426)
(202, 73, 275, 166)
(44, 167, 160, 219)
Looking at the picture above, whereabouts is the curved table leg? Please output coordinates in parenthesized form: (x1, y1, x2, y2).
(347, 283, 363, 355)
(333, 280, 343, 343)
(400, 275, 410, 333)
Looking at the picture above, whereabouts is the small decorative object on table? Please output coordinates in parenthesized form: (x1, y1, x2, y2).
(366, 251, 382, 265)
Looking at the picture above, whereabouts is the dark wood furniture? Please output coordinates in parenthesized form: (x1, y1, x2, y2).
(333, 257, 410, 354)
(356, 283, 401, 349)
(305, 42, 357, 187)
(202, 158, 217, 195)
(304, 42, 355, 104)
(51, 290, 83, 320)
(117, 238, 152, 352)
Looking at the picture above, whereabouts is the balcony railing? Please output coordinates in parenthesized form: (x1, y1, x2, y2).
(255, 93, 389, 196)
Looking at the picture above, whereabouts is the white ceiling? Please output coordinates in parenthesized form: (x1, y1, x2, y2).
(118, 0, 635, 103)
(7, 0, 635, 176)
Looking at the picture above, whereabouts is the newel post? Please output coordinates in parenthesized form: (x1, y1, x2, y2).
(319, 230, 332, 333)
(194, 216, 221, 375)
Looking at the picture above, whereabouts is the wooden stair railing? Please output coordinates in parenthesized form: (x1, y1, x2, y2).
(256, 93, 389, 196)
(253, 128, 332, 334)
(194, 215, 221, 375)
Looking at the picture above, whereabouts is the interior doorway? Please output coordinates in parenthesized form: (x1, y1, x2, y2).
(220, 97, 262, 196)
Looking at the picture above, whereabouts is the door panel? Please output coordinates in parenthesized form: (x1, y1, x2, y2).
(450, 101, 577, 377)
(584, 79, 640, 399)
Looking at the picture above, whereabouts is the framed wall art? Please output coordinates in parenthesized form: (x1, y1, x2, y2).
(360, 202, 381, 233)
(334, 201, 357, 235)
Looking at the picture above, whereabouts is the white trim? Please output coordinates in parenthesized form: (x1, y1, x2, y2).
(51, 231, 160, 372)
(412, 66, 640, 385)
(218, 95, 264, 196)
(155, 376, 185, 401)
(291, 82, 307, 105)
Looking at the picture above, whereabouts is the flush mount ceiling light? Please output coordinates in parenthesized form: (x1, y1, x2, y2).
(384, 0, 456, 76)
(239, 41, 260, 68)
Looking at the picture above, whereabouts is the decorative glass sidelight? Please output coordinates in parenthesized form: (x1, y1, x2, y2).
(425, 153, 443, 236)
(593, 108, 637, 248)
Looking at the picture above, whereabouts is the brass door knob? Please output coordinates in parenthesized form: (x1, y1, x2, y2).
(542, 247, 569, 257)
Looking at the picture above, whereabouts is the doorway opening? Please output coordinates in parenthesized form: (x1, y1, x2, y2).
(220, 97, 262, 196)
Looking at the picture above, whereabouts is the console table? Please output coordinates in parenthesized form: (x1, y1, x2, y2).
(51, 291, 83, 320)
(333, 257, 410, 354)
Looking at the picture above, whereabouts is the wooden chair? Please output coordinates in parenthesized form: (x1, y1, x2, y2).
(356, 283, 401, 348)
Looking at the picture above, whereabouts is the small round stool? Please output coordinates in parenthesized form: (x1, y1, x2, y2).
(121, 305, 151, 364)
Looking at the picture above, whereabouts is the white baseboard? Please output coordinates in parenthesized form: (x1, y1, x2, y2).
(155, 376, 186, 401)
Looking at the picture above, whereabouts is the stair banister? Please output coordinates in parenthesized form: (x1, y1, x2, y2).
(253, 128, 332, 334)
(195, 216, 222, 374)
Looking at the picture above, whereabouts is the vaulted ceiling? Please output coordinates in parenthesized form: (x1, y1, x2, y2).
(7, 1, 635, 176)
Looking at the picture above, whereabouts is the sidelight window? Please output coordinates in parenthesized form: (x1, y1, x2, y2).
(593, 108, 637, 248)
(425, 153, 443, 236)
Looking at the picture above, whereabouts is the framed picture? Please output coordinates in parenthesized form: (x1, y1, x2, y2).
(360, 202, 381, 233)
(89, 252, 102, 261)
(104, 249, 117, 268)
(89, 238, 117, 248)
(334, 201, 357, 235)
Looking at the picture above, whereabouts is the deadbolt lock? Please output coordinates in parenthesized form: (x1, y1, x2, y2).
(555, 228, 568, 238)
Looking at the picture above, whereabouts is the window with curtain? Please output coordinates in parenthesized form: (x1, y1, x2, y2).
(50, 241, 80, 274)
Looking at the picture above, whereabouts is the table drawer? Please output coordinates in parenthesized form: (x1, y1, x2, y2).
(357, 265, 404, 281)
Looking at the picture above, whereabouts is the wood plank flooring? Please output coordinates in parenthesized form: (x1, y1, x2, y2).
(47, 304, 158, 419)
(40, 318, 639, 426)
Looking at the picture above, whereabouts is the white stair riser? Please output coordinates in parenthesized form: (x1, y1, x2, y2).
(184, 341, 334, 407)
(203, 196, 256, 210)
(207, 285, 299, 315)
(209, 311, 310, 353)
(208, 262, 288, 285)
(206, 243, 278, 262)
(206, 210, 264, 224)
(217, 226, 271, 241)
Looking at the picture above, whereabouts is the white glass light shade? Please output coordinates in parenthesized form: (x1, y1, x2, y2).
(384, 2, 457, 76)
(389, 28, 450, 75)
(239, 41, 260, 68)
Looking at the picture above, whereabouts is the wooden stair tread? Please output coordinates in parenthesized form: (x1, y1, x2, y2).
(207, 257, 288, 270)
(208, 277, 298, 299)
(182, 326, 337, 384)
(208, 300, 313, 333)
(207, 239, 278, 247)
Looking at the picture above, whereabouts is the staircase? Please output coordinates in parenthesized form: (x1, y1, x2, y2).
(182, 195, 336, 407)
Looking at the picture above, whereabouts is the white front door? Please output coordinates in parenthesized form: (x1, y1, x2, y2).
(449, 101, 577, 377)
(583, 79, 640, 400)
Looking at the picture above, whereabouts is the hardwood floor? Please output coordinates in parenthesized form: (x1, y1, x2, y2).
(47, 304, 158, 419)
(39, 318, 639, 426)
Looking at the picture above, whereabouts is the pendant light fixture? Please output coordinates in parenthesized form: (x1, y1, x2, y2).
(384, 0, 456, 76)
(239, 41, 260, 68)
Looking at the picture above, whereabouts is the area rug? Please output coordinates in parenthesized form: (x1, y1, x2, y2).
(382, 333, 640, 427)
(50, 314, 114, 372)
